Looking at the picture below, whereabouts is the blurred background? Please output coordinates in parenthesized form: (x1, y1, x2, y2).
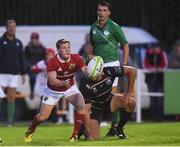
(0, 0, 180, 49)
(0, 0, 180, 124)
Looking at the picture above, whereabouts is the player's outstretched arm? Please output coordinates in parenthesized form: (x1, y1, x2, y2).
(120, 66, 136, 112)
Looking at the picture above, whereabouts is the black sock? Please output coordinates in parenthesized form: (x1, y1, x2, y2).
(78, 124, 85, 138)
(117, 111, 132, 131)
(111, 121, 117, 128)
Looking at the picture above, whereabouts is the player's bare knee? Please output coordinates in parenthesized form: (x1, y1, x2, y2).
(38, 115, 49, 121)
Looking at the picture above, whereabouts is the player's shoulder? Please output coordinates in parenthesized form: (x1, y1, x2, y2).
(91, 21, 98, 28)
(108, 19, 120, 28)
(71, 54, 83, 60)
(47, 55, 58, 64)
(80, 77, 92, 89)
(50, 54, 58, 61)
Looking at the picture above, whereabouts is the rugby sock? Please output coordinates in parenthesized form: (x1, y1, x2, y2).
(78, 124, 86, 138)
(7, 101, 15, 125)
(112, 112, 120, 127)
(28, 115, 42, 133)
(79, 123, 92, 139)
(117, 111, 132, 131)
(72, 112, 85, 137)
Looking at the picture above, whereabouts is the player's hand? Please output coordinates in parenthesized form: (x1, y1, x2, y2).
(121, 92, 135, 112)
(123, 92, 134, 100)
(81, 66, 88, 78)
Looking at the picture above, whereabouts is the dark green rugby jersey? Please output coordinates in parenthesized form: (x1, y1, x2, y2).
(90, 19, 128, 63)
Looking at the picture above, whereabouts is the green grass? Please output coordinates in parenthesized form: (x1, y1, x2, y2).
(0, 122, 180, 146)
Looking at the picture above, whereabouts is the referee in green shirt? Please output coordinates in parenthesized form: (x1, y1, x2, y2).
(89, 1, 130, 137)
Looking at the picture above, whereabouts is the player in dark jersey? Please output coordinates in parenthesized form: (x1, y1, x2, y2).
(79, 63, 136, 140)
(24, 39, 89, 142)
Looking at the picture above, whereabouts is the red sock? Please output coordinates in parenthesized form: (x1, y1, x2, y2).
(72, 112, 85, 136)
(28, 115, 42, 133)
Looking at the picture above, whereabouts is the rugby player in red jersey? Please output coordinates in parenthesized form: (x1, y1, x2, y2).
(24, 39, 89, 142)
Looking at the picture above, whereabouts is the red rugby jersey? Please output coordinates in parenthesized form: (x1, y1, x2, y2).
(47, 54, 85, 91)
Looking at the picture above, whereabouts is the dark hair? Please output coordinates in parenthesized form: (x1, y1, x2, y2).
(56, 39, 70, 49)
(98, 1, 111, 11)
(6, 19, 16, 27)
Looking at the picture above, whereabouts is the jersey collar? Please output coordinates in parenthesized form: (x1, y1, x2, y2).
(96, 18, 111, 28)
(57, 54, 71, 63)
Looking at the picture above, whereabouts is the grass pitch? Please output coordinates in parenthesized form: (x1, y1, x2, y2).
(0, 122, 180, 146)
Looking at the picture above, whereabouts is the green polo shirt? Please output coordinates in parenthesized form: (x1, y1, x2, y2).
(90, 19, 128, 63)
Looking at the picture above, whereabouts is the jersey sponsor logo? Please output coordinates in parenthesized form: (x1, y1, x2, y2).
(104, 30, 110, 36)
(57, 71, 74, 79)
(69, 63, 75, 70)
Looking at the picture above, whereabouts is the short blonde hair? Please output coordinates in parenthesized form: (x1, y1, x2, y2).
(56, 39, 70, 49)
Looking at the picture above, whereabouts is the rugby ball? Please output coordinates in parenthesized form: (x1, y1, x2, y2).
(87, 56, 104, 79)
